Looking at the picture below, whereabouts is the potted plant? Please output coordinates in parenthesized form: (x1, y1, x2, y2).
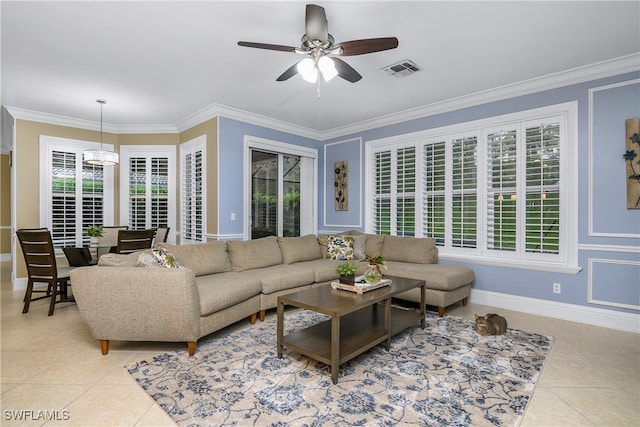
(85, 225, 103, 246)
(335, 261, 357, 285)
(363, 252, 387, 284)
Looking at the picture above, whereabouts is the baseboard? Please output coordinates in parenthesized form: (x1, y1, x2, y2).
(470, 289, 640, 333)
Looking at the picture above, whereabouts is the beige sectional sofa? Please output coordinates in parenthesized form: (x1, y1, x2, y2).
(70, 232, 474, 356)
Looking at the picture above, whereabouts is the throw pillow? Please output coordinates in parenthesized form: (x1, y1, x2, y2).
(152, 247, 183, 268)
(136, 252, 162, 268)
(326, 235, 354, 260)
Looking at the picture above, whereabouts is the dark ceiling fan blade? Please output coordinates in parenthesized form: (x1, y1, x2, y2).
(237, 41, 298, 53)
(305, 4, 328, 43)
(336, 37, 399, 56)
(332, 58, 362, 83)
(276, 63, 300, 81)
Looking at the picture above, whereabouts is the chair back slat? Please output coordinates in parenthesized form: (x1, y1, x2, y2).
(116, 229, 156, 254)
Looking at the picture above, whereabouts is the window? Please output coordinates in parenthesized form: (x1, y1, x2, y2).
(39, 136, 114, 249)
(181, 136, 206, 244)
(120, 146, 175, 236)
(366, 102, 578, 272)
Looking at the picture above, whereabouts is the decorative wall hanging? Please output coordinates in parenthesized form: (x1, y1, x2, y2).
(334, 160, 348, 211)
(623, 118, 640, 209)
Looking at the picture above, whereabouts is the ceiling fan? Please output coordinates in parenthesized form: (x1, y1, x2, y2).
(238, 4, 399, 84)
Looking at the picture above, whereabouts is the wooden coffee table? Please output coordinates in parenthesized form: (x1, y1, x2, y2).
(277, 275, 425, 384)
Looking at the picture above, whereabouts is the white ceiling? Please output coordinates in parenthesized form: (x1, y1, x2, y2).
(2, 1, 639, 136)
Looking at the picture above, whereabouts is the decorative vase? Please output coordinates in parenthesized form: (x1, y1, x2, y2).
(89, 236, 99, 247)
(364, 264, 382, 284)
(339, 274, 355, 285)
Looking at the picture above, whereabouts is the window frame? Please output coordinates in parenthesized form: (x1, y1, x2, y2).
(180, 135, 206, 244)
(119, 145, 176, 236)
(365, 102, 579, 273)
(39, 135, 115, 249)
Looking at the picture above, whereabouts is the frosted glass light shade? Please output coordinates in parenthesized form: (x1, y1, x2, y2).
(318, 56, 337, 81)
(297, 58, 318, 83)
(84, 149, 119, 166)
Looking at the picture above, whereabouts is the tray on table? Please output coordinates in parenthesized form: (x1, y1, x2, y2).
(331, 277, 392, 294)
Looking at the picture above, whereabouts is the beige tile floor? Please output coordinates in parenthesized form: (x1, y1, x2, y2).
(1, 260, 638, 426)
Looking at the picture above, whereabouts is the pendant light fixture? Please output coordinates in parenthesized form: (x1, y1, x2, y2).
(83, 99, 118, 166)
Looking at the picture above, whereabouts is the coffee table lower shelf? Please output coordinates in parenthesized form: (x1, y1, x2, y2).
(281, 306, 419, 372)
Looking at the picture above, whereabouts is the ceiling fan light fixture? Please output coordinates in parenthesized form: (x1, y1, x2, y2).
(318, 56, 337, 82)
(297, 57, 318, 83)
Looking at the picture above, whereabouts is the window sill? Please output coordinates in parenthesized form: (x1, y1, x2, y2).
(439, 253, 582, 274)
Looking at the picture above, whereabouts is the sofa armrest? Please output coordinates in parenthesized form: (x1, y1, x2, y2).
(70, 267, 201, 343)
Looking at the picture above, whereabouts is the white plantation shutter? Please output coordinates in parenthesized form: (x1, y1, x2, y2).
(396, 147, 416, 236)
(41, 136, 114, 249)
(127, 156, 169, 229)
(150, 157, 169, 228)
(128, 157, 147, 230)
(51, 150, 77, 248)
(366, 102, 576, 271)
(373, 150, 392, 235)
(422, 141, 446, 245)
(524, 122, 560, 255)
(451, 136, 477, 248)
(120, 146, 175, 236)
(181, 136, 206, 244)
(486, 130, 517, 252)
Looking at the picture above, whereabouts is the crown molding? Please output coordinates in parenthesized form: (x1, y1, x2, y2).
(320, 53, 640, 140)
(3, 106, 178, 134)
(175, 102, 323, 140)
(4, 54, 638, 141)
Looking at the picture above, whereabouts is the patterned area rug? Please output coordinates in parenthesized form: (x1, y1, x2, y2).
(126, 309, 553, 426)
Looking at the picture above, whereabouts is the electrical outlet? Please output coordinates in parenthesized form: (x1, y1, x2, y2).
(553, 282, 561, 294)
(230, 213, 236, 221)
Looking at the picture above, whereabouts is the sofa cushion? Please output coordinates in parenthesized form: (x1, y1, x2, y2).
(382, 236, 437, 264)
(227, 236, 283, 272)
(277, 234, 322, 264)
(326, 235, 354, 260)
(347, 231, 385, 256)
(243, 264, 316, 294)
(97, 251, 148, 267)
(385, 261, 474, 290)
(157, 241, 231, 276)
(196, 272, 262, 316)
(351, 234, 366, 260)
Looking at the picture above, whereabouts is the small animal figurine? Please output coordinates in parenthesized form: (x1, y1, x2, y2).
(475, 313, 508, 335)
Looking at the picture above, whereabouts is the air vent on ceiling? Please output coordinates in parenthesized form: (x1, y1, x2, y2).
(382, 60, 422, 78)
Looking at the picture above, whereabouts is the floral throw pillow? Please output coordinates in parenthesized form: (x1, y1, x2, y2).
(152, 247, 183, 269)
(326, 235, 354, 260)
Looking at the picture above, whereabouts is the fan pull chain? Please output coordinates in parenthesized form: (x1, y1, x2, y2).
(316, 78, 321, 99)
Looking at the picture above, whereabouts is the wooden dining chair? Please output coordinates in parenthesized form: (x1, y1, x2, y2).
(115, 229, 156, 254)
(98, 226, 128, 256)
(154, 226, 170, 245)
(16, 228, 74, 316)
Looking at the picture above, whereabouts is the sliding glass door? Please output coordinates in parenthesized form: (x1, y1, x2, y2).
(251, 150, 300, 238)
(245, 137, 316, 240)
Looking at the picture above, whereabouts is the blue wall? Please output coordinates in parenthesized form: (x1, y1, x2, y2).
(217, 72, 639, 318)
(320, 72, 640, 315)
